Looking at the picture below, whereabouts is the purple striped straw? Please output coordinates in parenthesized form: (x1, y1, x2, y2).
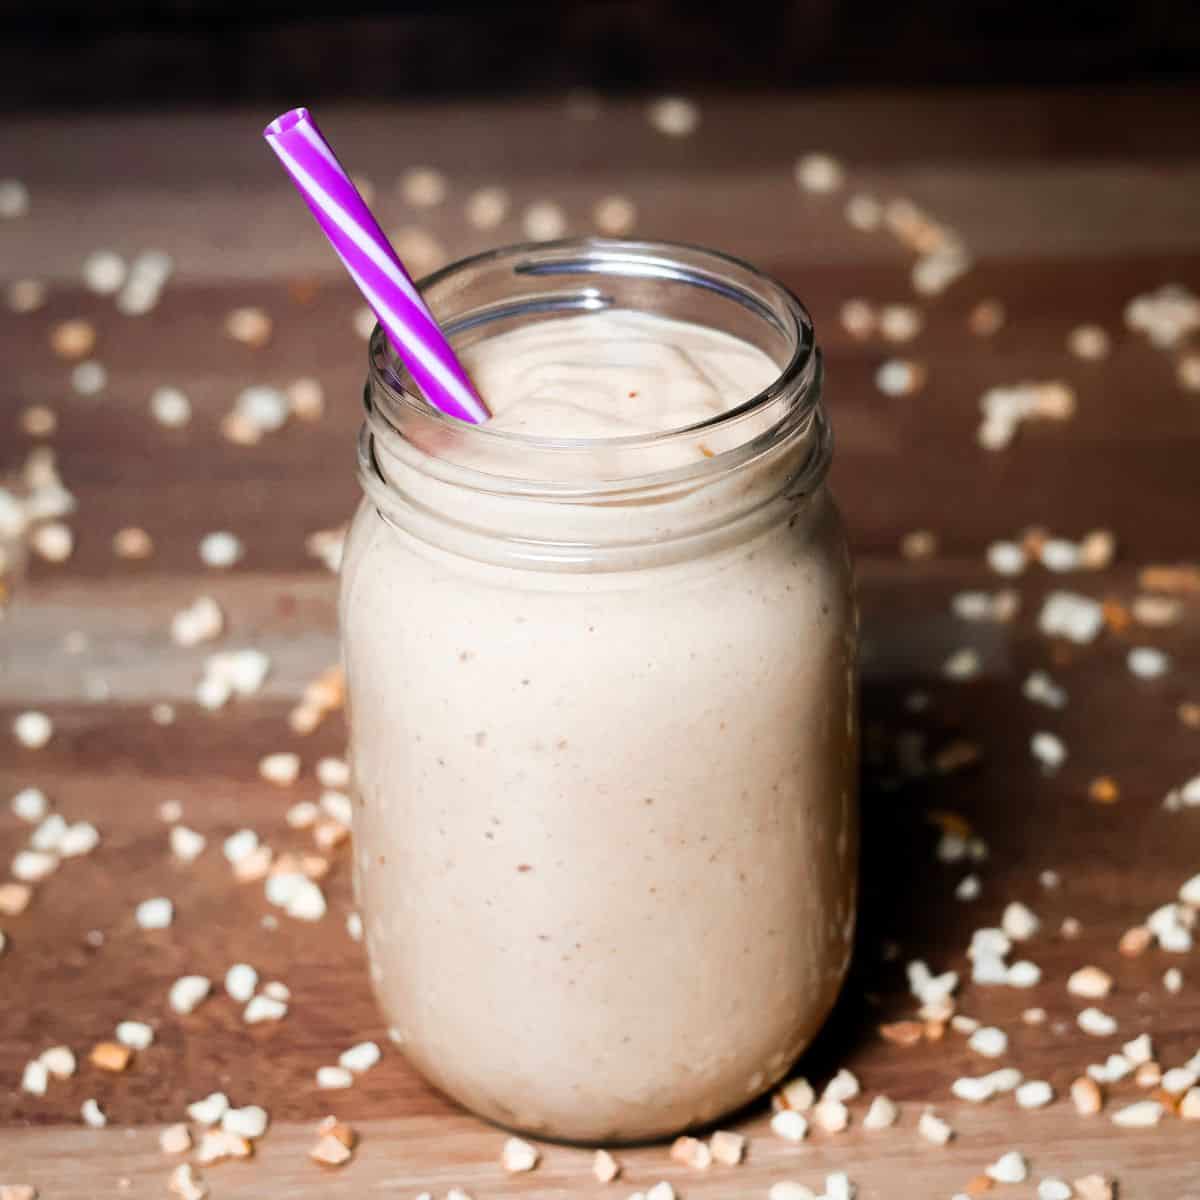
(264, 107, 490, 424)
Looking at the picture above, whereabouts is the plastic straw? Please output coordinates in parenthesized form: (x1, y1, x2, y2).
(264, 107, 490, 424)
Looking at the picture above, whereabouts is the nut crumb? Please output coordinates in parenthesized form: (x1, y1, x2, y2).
(708, 1129, 745, 1165)
(89, 1041, 132, 1072)
(593, 1149, 621, 1182)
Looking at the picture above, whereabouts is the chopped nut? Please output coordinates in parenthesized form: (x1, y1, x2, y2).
(243, 994, 287, 1024)
(89, 1041, 131, 1072)
(863, 1095, 898, 1130)
(593, 1149, 621, 1182)
(222, 1105, 269, 1140)
(593, 194, 637, 236)
(198, 531, 243, 570)
(1068, 966, 1113, 998)
(1135, 1062, 1161, 1088)
(338, 1041, 381, 1074)
(13, 850, 57, 883)
(768, 1185, 816, 1200)
(669, 1136, 711, 1169)
(812, 1097, 849, 1133)
(879, 1019, 924, 1046)
(500, 1136, 540, 1173)
(259, 752, 301, 786)
(112, 527, 154, 559)
(770, 1108, 808, 1142)
(708, 1129, 745, 1165)
(186, 1093, 229, 1126)
(1073, 1175, 1114, 1200)
(1015, 1080, 1053, 1109)
(195, 1129, 252, 1164)
(168, 975, 212, 1015)
(794, 153, 844, 194)
(1138, 563, 1200, 594)
(775, 1075, 815, 1111)
(135, 897, 173, 930)
(522, 202, 568, 242)
(465, 186, 510, 231)
(1119, 925, 1152, 956)
(40, 1046, 75, 1078)
(917, 1109, 953, 1145)
(1180, 1087, 1200, 1119)
(875, 358, 926, 396)
(1078, 1007, 1118, 1037)
(647, 96, 699, 137)
(1111, 1099, 1163, 1127)
(225, 306, 272, 348)
(170, 826, 206, 862)
(50, 319, 97, 360)
(1067, 324, 1110, 360)
(1087, 777, 1120, 805)
(115, 1021, 153, 1050)
(311, 1134, 353, 1166)
(0, 883, 32, 916)
(168, 1164, 207, 1200)
(316, 1065, 354, 1090)
(12, 711, 53, 749)
(986, 1152, 1027, 1184)
(1123, 1033, 1154, 1064)
(80, 1097, 107, 1128)
(968, 1026, 1007, 1058)
(968, 300, 1005, 336)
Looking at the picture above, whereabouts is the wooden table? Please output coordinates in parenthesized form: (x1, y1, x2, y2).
(2, 88, 1199, 1198)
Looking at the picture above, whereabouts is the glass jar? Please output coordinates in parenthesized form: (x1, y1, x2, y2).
(340, 238, 858, 1144)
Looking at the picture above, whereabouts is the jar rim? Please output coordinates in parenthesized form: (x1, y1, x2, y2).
(367, 236, 818, 461)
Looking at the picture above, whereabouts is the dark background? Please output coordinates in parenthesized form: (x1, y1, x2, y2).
(5, 0, 1200, 111)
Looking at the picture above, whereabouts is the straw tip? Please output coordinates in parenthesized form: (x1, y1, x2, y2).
(264, 107, 311, 140)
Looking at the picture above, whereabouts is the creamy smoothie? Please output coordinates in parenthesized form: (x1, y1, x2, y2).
(341, 295, 858, 1142)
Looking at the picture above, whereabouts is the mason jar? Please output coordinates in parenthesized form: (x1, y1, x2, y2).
(340, 238, 858, 1144)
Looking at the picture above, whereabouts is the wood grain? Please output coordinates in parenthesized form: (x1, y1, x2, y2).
(1, 89, 1199, 1196)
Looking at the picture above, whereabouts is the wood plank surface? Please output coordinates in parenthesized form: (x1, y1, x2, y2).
(1, 88, 1199, 1198)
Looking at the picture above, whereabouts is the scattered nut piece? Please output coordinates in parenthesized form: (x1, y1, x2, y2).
(593, 1149, 621, 1182)
(647, 96, 699, 137)
(40, 1046, 75, 1078)
(1111, 1099, 1163, 1127)
(90, 1041, 132, 1072)
(168, 975, 212, 1015)
(1068, 966, 1113, 998)
(708, 1129, 745, 1165)
(80, 1097, 107, 1128)
(863, 1095, 899, 1130)
(987, 1152, 1028, 1184)
(770, 1108, 808, 1142)
(135, 897, 173, 930)
(225, 307, 272, 347)
(1067, 325, 1111, 360)
(670, 1136, 711, 1169)
(338, 1041, 381, 1073)
(222, 1105, 269, 1140)
(168, 1164, 207, 1200)
(522, 201, 568, 242)
(879, 1019, 924, 1046)
(50, 319, 97, 360)
(1119, 925, 1152, 956)
(13, 711, 53, 749)
(917, 1109, 954, 1145)
(1073, 1175, 1114, 1200)
(115, 1021, 154, 1050)
(1078, 1007, 1118, 1037)
(113, 527, 154, 559)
